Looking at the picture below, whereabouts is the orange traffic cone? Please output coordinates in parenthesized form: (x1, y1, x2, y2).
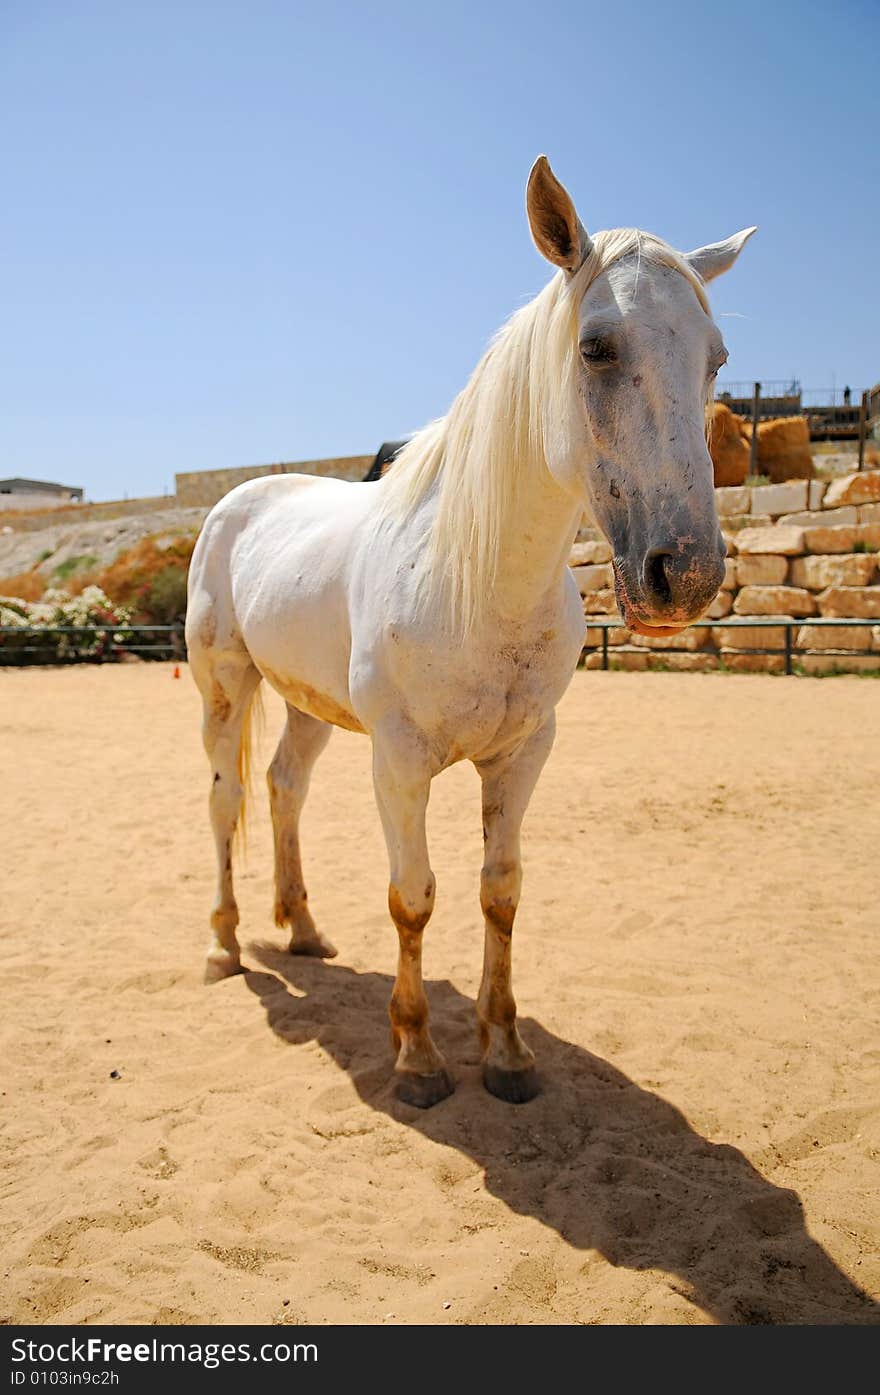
(173, 664, 181, 679)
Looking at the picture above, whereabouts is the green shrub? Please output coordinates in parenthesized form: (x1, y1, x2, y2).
(139, 565, 188, 624)
(53, 554, 97, 581)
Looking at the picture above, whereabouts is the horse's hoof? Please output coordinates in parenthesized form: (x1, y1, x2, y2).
(482, 1063, 540, 1104)
(204, 954, 243, 984)
(289, 933, 338, 958)
(395, 1068, 455, 1109)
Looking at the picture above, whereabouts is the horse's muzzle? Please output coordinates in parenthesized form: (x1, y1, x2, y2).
(613, 535, 726, 636)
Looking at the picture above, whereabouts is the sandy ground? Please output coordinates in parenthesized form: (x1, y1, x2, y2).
(1, 664, 878, 1327)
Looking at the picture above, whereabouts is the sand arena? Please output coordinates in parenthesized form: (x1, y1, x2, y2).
(1, 665, 878, 1325)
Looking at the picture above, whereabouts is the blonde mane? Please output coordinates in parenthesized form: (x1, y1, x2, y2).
(379, 229, 711, 634)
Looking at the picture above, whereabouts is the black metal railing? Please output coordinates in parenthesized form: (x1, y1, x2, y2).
(717, 379, 799, 399)
(583, 617, 879, 674)
(2, 618, 876, 674)
(0, 623, 186, 666)
(716, 383, 864, 410)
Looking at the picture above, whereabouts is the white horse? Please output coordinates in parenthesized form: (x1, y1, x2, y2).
(186, 157, 755, 1108)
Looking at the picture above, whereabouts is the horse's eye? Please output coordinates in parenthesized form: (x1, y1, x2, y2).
(710, 351, 729, 379)
(580, 339, 616, 366)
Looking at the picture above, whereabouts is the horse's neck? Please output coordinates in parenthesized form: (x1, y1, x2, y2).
(491, 466, 582, 623)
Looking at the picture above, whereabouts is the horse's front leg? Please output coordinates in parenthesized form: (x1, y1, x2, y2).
(475, 714, 556, 1103)
(372, 726, 453, 1109)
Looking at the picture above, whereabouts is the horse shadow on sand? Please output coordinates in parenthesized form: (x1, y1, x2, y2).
(243, 946, 878, 1326)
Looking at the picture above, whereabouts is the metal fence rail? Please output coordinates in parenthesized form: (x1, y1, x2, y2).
(717, 379, 800, 401)
(1, 619, 876, 674)
(714, 379, 873, 458)
(0, 623, 186, 666)
(584, 616, 879, 674)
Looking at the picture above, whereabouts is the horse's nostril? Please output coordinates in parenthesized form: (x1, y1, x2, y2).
(646, 550, 673, 605)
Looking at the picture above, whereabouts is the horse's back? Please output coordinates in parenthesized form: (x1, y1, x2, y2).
(196, 471, 368, 547)
(190, 472, 372, 601)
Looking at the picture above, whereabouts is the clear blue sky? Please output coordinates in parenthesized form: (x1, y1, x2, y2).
(2, 1, 877, 501)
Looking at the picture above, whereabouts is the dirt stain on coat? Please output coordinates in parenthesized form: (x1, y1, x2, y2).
(260, 666, 366, 734)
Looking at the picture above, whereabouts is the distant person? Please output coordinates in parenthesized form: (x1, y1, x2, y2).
(843, 386, 851, 405)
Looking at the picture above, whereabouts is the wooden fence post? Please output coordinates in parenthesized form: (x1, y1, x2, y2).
(749, 381, 761, 476)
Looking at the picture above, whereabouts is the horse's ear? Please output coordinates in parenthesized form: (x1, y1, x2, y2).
(526, 156, 591, 273)
(685, 226, 757, 283)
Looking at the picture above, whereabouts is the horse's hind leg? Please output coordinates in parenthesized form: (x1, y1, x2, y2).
(268, 705, 336, 957)
(194, 651, 262, 983)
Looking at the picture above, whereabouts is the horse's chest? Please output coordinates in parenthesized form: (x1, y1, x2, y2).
(496, 642, 550, 709)
(440, 637, 569, 760)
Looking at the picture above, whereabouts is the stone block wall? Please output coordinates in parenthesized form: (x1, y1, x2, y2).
(574, 470, 880, 674)
(176, 456, 373, 507)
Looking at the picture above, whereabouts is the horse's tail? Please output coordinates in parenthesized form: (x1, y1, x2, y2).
(235, 683, 265, 857)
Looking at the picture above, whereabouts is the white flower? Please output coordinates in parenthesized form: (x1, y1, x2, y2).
(0, 604, 28, 627)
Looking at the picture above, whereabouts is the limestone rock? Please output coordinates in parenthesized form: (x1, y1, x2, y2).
(569, 539, 612, 567)
(778, 506, 858, 529)
(585, 625, 630, 646)
(806, 451, 853, 475)
(572, 562, 613, 593)
(797, 653, 880, 675)
(823, 470, 880, 509)
(715, 485, 751, 516)
(734, 555, 789, 586)
(735, 526, 804, 555)
(859, 503, 880, 524)
(817, 586, 880, 619)
(802, 525, 857, 554)
(719, 652, 786, 673)
(724, 513, 773, 532)
(789, 554, 878, 589)
(646, 652, 719, 672)
(630, 628, 707, 652)
(796, 624, 872, 652)
(733, 585, 816, 617)
(721, 616, 795, 650)
(809, 480, 827, 509)
(721, 558, 737, 589)
(751, 481, 809, 517)
(608, 650, 650, 672)
(706, 590, 733, 618)
(582, 589, 618, 615)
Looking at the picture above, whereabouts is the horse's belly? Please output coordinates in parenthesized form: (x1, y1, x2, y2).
(223, 477, 377, 734)
(255, 662, 365, 734)
(240, 592, 364, 734)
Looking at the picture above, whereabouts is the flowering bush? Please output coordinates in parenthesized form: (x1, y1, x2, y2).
(0, 586, 134, 660)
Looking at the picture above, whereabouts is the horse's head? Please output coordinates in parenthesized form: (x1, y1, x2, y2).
(527, 156, 756, 637)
